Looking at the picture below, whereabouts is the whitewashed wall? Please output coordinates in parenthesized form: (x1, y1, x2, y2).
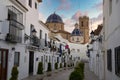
(104, 0, 120, 80)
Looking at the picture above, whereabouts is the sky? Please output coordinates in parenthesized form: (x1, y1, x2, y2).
(38, 0, 103, 33)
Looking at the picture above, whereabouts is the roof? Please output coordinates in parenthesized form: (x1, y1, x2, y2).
(46, 13, 63, 23)
(71, 28, 83, 36)
(94, 24, 103, 35)
(37, 0, 42, 3)
(51, 30, 70, 34)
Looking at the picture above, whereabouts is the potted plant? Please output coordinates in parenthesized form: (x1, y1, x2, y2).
(37, 62, 43, 74)
(10, 66, 19, 80)
(55, 62, 58, 70)
(47, 62, 52, 76)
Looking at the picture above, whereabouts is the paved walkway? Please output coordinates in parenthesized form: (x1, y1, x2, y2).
(84, 63, 99, 80)
(23, 63, 99, 80)
(44, 69, 73, 80)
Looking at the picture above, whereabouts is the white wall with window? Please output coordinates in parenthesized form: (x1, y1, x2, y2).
(104, 0, 120, 80)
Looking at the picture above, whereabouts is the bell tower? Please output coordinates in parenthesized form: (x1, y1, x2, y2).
(79, 16, 89, 44)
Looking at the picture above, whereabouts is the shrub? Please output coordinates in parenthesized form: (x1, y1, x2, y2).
(78, 62, 85, 72)
(60, 63, 62, 68)
(69, 70, 83, 80)
(68, 64, 70, 67)
(47, 62, 52, 72)
(55, 62, 58, 69)
(10, 66, 19, 80)
(74, 62, 85, 79)
(64, 62, 66, 67)
(37, 62, 43, 74)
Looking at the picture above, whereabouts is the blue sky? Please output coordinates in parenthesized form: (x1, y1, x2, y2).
(39, 0, 103, 32)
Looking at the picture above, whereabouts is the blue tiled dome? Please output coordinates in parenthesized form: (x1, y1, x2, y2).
(46, 13, 63, 23)
(71, 29, 83, 36)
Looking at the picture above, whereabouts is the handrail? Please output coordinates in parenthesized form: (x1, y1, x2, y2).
(9, 19, 24, 30)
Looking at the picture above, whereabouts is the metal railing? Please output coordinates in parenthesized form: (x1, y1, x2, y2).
(9, 19, 24, 30)
(5, 33, 22, 43)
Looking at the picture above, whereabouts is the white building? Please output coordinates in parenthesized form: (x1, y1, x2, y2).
(87, 24, 105, 80)
(0, 0, 28, 80)
(103, 0, 120, 80)
(0, 0, 53, 80)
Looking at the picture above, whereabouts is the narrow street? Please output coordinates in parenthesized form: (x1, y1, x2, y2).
(84, 63, 99, 80)
(43, 69, 74, 80)
(23, 63, 99, 80)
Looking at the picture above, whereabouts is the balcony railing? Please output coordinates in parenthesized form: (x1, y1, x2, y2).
(9, 19, 24, 30)
(30, 36, 40, 47)
(5, 33, 22, 43)
(3, 19, 24, 43)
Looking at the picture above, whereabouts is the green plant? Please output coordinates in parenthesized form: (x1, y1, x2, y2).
(68, 64, 70, 67)
(64, 62, 66, 67)
(10, 66, 19, 80)
(74, 62, 85, 79)
(47, 62, 52, 72)
(78, 62, 85, 72)
(55, 62, 58, 69)
(37, 62, 43, 74)
(69, 70, 83, 80)
(60, 63, 62, 68)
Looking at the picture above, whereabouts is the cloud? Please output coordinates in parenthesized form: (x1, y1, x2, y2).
(93, 2, 103, 11)
(90, 13, 103, 31)
(64, 19, 76, 33)
(39, 12, 46, 22)
(72, 10, 88, 21)
(60, 14, 66, 19)
(57, 0, 71, 11)
(64, 10, 89, 33)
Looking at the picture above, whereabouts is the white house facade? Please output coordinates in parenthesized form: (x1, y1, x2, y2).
(103, 0, 120, 80)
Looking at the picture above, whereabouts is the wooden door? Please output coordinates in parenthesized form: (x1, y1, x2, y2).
(0, 49, 8, 80)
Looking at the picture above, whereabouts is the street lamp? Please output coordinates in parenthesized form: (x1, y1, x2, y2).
(90, 30, 95, 39)
(32, 29, 37, 36)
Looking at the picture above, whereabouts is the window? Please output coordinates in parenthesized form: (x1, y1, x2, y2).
(57, 57, 59, 63)
(107, 49, 112, 71)
(109, 0, 112, 15)
(35, 2, 37, 9)
(81, 21, 84, 27)
(7, 9, 23, 43)
(115, 46, 120, 76)
(29, 0, 32, 7)
(14, 52, 20, 66)
(45, 33, 47, 40)
(30, 24, 34, 35)
(77, 37, 79, 41)
(40, 30, 42, 39)
(72, 37, 74, 41)
(54, 24, 56, 30)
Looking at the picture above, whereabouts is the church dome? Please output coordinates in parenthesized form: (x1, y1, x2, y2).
(46, 13, 63, 23)
(71, 28, 83, 36)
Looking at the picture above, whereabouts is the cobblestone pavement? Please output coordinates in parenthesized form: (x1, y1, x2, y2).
(23, 63, 99, 80)
(43, 69, 73, 80)
(84, 63, 99, 80)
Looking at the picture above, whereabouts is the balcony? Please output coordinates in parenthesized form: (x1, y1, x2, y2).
(5, 33, 22, 43)
(9, 19, 24, 30)
(30, 36, 40, 47)
(5, 19, 24, 43)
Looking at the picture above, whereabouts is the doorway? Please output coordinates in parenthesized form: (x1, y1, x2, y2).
(0, 49, 8, 80)
(29, 51, 34, 75)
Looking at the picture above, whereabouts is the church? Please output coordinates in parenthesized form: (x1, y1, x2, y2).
(71, 16, 89, 44)
(46, 12, 71, 41)
(46, 13, 89, 44)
